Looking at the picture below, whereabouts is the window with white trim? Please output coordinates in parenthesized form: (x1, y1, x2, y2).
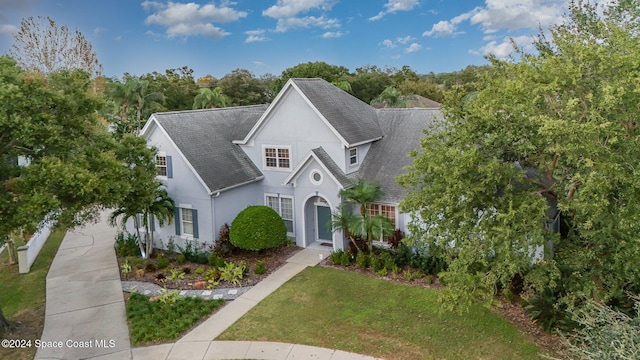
(264, 146, 291, 170)
(156, 155, 167, 176)
(181, 208, 194, 236)
(366, 203, 397, 228)
(265, 195, 294, 234)
(349, 147, 358, 165)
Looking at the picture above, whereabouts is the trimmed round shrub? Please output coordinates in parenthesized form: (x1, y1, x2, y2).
(229, 205, 287, 251)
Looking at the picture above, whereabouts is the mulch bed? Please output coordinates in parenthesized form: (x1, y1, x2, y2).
(117, 245, 301, 290)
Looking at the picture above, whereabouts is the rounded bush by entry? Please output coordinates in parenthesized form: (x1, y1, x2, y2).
(229, 205, 287, 251)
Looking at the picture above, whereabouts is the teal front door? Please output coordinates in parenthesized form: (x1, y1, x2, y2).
(316, 205, 332, 242)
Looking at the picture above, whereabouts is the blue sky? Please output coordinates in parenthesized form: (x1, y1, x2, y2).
(0, 0, 570, 80)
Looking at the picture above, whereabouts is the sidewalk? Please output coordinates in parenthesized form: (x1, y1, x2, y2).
(36, 211, 381, 360)
(35, 210, 132, 360)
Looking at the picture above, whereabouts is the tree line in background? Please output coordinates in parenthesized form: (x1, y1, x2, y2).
(100, 62, 482, 136)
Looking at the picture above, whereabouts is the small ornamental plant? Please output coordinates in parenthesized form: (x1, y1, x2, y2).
(229, 206, 287, 251)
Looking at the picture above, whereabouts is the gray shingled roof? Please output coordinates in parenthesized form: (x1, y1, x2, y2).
(310, 147, 354, 188)
(292, 78, 383, 146)
(153, 105, 268, 193)
(359, 108, 443, 203)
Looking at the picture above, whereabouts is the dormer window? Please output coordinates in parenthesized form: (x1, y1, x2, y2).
(349, 147, 358, 165)
(264, 145, 291, 170)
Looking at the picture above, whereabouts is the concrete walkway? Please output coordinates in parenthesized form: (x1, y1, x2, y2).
(35, 211, 131, 360)
(36, 211, 381, 360)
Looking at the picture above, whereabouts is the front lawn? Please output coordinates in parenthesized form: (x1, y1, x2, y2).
(219, 267, 543, 360)
(0, 226, 67, 360)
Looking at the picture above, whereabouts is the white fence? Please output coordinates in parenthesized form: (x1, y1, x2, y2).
(17, 218, 56, 273)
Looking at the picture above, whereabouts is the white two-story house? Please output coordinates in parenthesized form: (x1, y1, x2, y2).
(138, 78, 442, 251)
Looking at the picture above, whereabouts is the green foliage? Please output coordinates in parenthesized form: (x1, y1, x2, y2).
(217, 68, 268, 106)
(207, 253, 225, 268)
(218, 261, 245, 286)
(115, 232, 141, 257)
(339, 250, 352, 267)
(178, 239, 209, 264)
(194, 266, 205, 275)
(355, 251, 369, 269)
(229, 206, 287, 251)
(166, 268, 185, 283)
(120, 261, 132, 279)
(330, 250, 344, 265)
(126, 293, 223, 345)
(156, 254, 168, 269)
(398, 0, 640, 315)
(176, 253, 186, 264)
(254, 260, 266, 275)
(564, 297, 640, 360)
(524, 288, 574, 332)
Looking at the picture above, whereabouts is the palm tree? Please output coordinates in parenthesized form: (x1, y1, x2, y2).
(141, 187, 174, 257)
(193, 87, 229, 109)
(110, 181, 174, 259)
(339, 179, 385, 216)
(330, 204, 361, 252)
(370, 86, 415, 108)
(336, 179, 392, 252)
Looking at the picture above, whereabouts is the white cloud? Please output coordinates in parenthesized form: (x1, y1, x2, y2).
(478, 34, 535, 59)
(406, 43, 422, 53)
(396, 35, 413, 44)
(369, 0, 419, 21)
(245, 29, 269, 43)
(424, 0, 565, 38)
(423, 12, 473, 37)
(322, 31, 343, 38)
(470, 0, 565, 33)
(273, 15, 339, 32)
(263, 0, 337, 18)
(142, 1, 247, 39)
(381, 39, 396, 48)
(0, 24, 18, 37)
(263, 0, 340, 32)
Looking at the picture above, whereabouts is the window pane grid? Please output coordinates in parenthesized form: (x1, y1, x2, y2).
(181, 208, 193, 236)
(265, 147, 290, 169)
(156, 155, 167, 176)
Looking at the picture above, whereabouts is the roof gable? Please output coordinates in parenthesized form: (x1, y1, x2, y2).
(236, 78, 382, 147)
(359, 108, 443, 203)
(149, 105, 268, 194)
(283, 147, 353, 189)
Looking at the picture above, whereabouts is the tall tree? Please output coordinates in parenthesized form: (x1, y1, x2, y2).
(218, 68, 268, 106)
(106, 75, 165, 135)
(0, 57, 158, 335)
(398, 0, 640, 314)
(192, 87, 229, 109)
(142, 67, 198, 112)
(9, 16, 102, 77)
(270, 61, 351, 95)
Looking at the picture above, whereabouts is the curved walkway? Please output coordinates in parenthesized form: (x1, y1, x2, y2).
(36, 211, 381, 360)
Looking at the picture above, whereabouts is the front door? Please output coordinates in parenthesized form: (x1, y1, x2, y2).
(316, 205, 332, 242)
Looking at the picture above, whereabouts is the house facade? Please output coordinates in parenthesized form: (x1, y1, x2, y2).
(137, 78, 442, 251)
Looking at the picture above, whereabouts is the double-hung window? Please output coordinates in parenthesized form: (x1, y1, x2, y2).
(264, 146, 291, 170)
(266, 195, 294, 234)
(156, 153, 172, 178)
(174, 206, 198, 239)
(349, 147, 358, 165)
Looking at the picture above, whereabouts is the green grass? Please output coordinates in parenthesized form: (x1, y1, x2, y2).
(126, 293, 224, 344)
(0, 226, 67, 317)
(219, 267, 542, 360)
